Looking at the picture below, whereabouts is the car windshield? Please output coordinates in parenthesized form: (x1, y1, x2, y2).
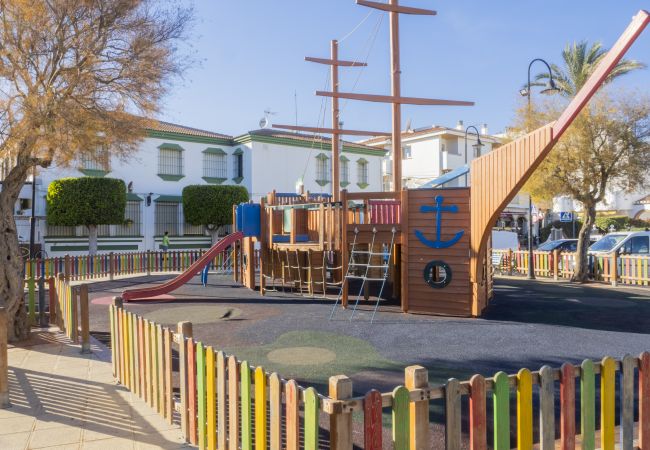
(537, 241, 559, 251)
(589, 234, 627, 252)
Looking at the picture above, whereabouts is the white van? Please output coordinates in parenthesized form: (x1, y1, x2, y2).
(588, 231, 650, 255)
(491, 230, 520, 251)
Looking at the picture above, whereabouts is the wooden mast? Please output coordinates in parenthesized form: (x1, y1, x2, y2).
(330, 40, 341, 200)
(388, 0, 402, 191)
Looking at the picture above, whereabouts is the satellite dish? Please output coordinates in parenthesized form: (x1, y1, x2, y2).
(405, 118, 413, 132)
(259, 117, 269, 129)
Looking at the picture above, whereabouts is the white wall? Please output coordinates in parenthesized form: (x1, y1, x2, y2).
(248, 141, 383, 201)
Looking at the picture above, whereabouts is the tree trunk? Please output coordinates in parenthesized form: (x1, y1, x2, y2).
(88, 225, 98, 255)
(0, 165, 32, 342)
(572, 203, 596, 282)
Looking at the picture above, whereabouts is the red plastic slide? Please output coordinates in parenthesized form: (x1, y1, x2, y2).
(122, 231, 243, 302)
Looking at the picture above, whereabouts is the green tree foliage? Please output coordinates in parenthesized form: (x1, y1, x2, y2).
(182, 185, 249, 240)
(47, 178, 126, 255)
(513, 40, 648, 282)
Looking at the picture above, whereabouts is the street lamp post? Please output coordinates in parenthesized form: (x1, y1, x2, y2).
(29, 165, 36, 259)
(521, 58, 559, 280)
(463, 125, 483, 186)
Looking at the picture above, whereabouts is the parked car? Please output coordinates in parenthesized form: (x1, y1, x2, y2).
(537, 239, 578, 253)
(588, 231, 650, 256)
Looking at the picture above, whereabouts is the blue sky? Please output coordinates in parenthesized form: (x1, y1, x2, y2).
(162, 1, 650, 138)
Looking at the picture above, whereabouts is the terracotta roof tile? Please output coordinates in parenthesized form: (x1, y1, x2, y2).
(147, 120, 232, 140)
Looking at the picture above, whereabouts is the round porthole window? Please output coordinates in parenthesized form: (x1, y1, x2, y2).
(423, 260, 452, 289)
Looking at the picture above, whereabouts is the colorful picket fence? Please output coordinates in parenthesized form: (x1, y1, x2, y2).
(493, 249, 650, 286)
(24, 248, 237, 282)
(110, 303, 650, 450)
(48, 275, 91, 352)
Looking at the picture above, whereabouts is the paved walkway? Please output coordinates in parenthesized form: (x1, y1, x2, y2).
(1, 329, 192, 450)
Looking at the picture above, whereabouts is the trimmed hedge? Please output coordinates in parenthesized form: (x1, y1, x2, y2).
(594, 215, 650, 232)
(182, 185, 249, 228)
(47, 177, 126, 226)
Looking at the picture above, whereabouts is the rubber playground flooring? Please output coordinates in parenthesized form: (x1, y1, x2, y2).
(87, 273, 650, 394)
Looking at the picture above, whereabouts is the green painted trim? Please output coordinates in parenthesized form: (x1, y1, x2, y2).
(154, 236, 211, 241)
(340, 181, 350, 187)
(316, 153, 329, 161)
(44, 237, 143, 242)
(357, 182, 369, 189)
(340, 155, 349, 162)
(357, 157, 369, 164)
(203, 147, 226, 155)
(157, 174, 185, 181)
(127, 193, 143, 202)
(158, 142, 184, 151)
(154, 195, 182, 203)
(79, 168, 109, 177)
(233, 133, 387, 156)
(51, 244, 140, 251)
(166, 243, 211, 249)
(147, 130, 232, 146)
(232, 176, 244, 184)
(233, 148, 244, 156)
(202, 176, 227, 184)
(316, 179, 330, 187)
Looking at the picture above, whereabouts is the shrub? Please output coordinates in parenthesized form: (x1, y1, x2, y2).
(182, 185, 249, 234)
(594, 215, 650, 232)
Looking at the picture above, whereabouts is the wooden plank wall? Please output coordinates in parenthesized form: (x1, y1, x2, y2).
(469, 125, 553, 316)
(403, 188, 471, 316)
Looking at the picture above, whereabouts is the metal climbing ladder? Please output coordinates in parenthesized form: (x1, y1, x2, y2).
(329, 226, 396, 323)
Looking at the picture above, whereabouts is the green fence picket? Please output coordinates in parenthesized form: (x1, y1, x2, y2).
(581, 360, 595, 450)
(392, 386, 410, 450)
(304, 387, 320, 450)
(493, 372, 510, 450)
(240, 361, 252, 450)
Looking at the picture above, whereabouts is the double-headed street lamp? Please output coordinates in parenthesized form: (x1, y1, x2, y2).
(520, 58, 560, 279)
(464, 125, 484, 186)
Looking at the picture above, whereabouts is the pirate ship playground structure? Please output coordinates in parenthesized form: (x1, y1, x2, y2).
(124, 3, 650, 318)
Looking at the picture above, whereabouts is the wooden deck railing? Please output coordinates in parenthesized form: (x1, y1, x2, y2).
(110, 302, 650, 450)
(493, 249, 650, 286)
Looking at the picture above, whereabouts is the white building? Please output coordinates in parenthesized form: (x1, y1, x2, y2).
(4, 121, 385, 256)
(362, 121, 537, 239)
(361, 121, 500, 190)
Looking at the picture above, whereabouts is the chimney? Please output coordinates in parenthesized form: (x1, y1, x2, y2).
(480, 123, 488, 135)
(455, 120, 464, 130)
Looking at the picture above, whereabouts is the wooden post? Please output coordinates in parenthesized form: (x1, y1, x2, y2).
(400, 189, 409, 312)
(79, 285, 91, 353)
(245, 238, 255, 290)
(389, 0, 402, 192)
(329, 375, 353, 450)
(507, 249, 513, 275)
(341, 189, 349, 307)
(64, 254, 71, 280)
(553, 249, 559, 281)
(290, 209, 297, 244)
(109, 252, 115, 281)
(56, 273, 65, 329)
(178, 320, 193, 440)
(331, 40, 341, 202)
(146, 250, 151, 275)
(48, 276, 56, 325)
(611, 252, 618, 287)
(405, 365, 429, 449)
(0, 307, 9, 409)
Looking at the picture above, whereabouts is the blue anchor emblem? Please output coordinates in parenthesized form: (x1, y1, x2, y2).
(414, 195, 464, 249)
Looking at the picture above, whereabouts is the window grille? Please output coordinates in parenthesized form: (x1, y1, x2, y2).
(357, 159, 369, 185)
(155, 202, 179, 236)
(341, 158, 349, 184)
(114, 201, 142, 236)
(80, 147, 110, 171)
(316, 154, 330, 183)
(233, 153, 243, 179)
(158, 148, 183, 176)
(204, 152, 227, 179)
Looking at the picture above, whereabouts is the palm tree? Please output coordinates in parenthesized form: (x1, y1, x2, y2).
(534, 40, 645, 97)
